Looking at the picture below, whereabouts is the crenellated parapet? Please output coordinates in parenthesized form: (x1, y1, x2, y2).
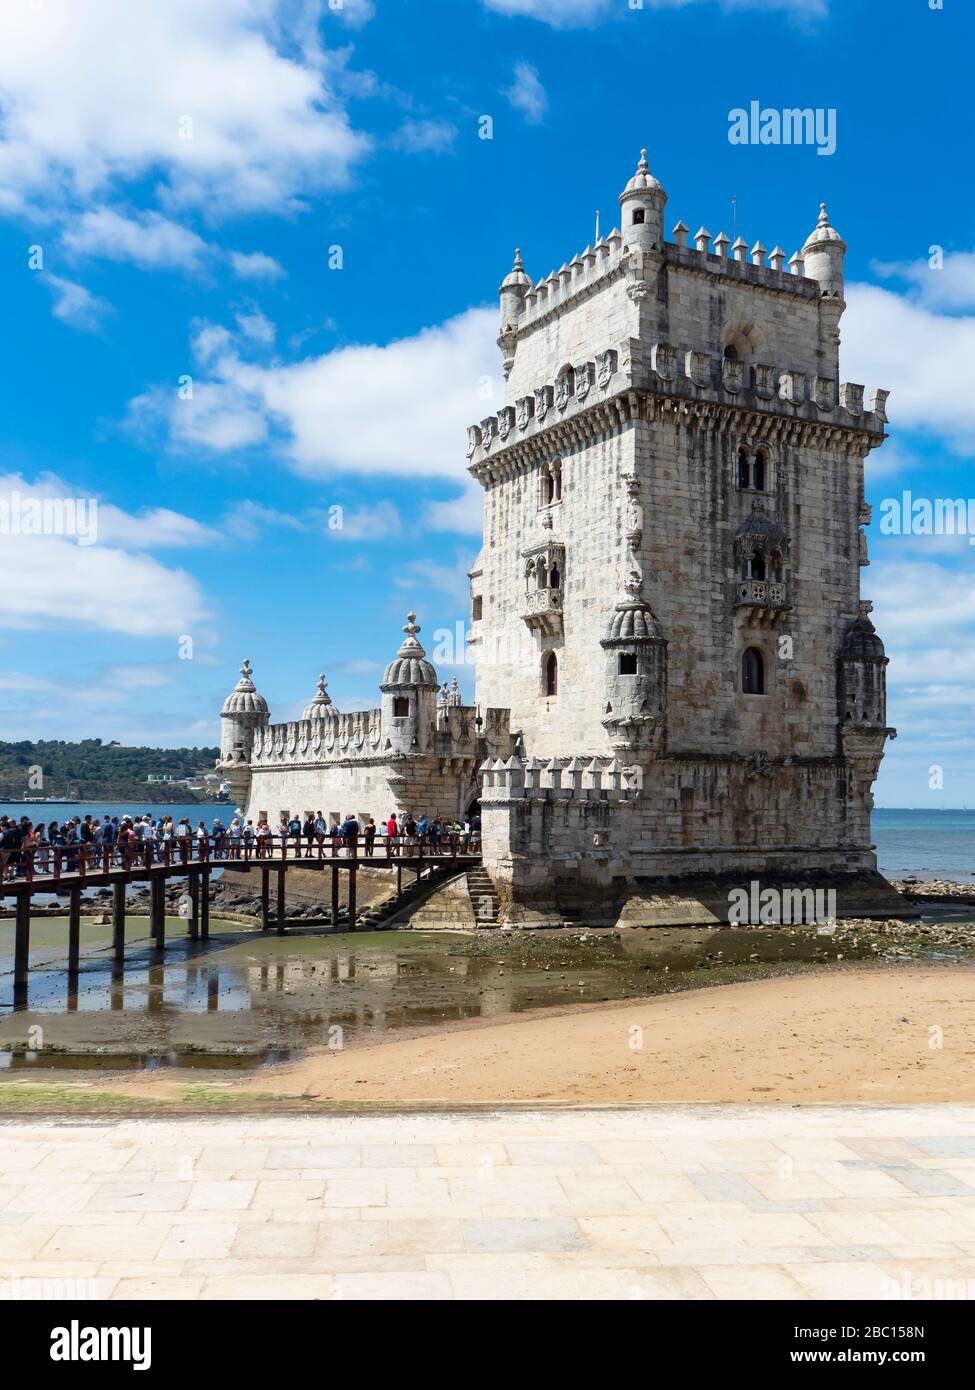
(467, 338, 888, 481)
(480, 754, 643, 802)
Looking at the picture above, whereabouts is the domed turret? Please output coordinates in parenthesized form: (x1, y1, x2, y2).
(382, 612, 439, 689)
(839, 606, 888, 727)
(220, 658, 269, 719)
(302, 673, 338, 722)
(218, 659, 270, 802)
(499, 247, 531, 331)
(380, 613, 440, 756)
(801, 202, 846, 301)
(600, 572, 667, 753)
(619, 149, 667, 253)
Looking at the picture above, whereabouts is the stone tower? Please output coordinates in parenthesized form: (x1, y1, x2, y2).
(217, 659, 270, 805)
(468, 150, 895, 917)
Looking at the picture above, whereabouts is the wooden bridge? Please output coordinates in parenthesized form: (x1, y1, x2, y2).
(1, 835, 481, 990)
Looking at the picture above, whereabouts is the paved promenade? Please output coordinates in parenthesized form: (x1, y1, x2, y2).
(2, 1105, 975, 1300)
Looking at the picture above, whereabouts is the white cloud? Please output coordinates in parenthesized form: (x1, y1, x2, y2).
(62, 208, 209, 272)
(503, 63, 548, 125)
(426, 484, 483, 535)
(0, 475, 208, 636)
(391, 119, 457, 154)
(872, 248, 975, 313)
(230, 250, 286, 282)
(484, 0, 610, 23)
(328, 501, 401, 542)
(330, 0, 376, 28)
(235, 308, 277, 345)
(223, 500, 307, 543)
(137, 306, 499, 480)
(0, 0, 370, 222)
(94, 505, 220, 550)
(483, 0, 825, 26)
(44, 273, 110, 331)
(844, 284, 975, 454)
(396, 555, 476, 601)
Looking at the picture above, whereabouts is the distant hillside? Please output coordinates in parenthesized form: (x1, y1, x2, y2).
(0, 739, 221, 804)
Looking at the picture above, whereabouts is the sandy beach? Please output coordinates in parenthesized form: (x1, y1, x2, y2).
(89, 963, 975, 1108)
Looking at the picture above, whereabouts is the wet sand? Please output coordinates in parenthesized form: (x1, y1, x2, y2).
(101, 963, 975, 1106)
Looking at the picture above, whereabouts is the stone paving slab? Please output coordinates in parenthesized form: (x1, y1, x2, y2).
(2, 1107, 975, 1300)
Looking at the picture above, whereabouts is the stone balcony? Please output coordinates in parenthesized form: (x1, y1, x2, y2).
(735, 579, 788, 622)
(521, 587, 563, 636)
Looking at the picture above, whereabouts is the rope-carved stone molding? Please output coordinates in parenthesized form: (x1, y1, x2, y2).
(470, 388, 885, 488)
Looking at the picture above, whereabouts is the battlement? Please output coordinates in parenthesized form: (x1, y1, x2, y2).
(512, 220, 822, 340)
(252, 710, 385, 766)
(480, 754, 643, 803)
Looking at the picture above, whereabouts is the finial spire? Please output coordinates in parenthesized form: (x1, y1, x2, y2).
(240, 659, 252, 679)
(637, 148, 649, 173)
(403, 611, 420, 639)
(818, 201, 829, 229)
(512, 248, 523, 271)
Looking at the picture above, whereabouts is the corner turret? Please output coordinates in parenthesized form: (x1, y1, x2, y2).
(802, 202, 846, 302)
(380, 612, 440, 755)
(217, 659, 270, 803)
(619, 149, 667, 254)
(600, 572, 668, 754)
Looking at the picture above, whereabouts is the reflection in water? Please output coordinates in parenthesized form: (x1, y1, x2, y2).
(1, 915, 974, 1071)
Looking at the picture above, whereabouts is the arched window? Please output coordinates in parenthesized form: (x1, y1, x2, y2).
(618, 652, 637, 675)
(752, 449, 766, 491)
(541, 466, 554, 507)
(548, 563, 560, 589)
(724, 344, 739, 361)
(552, 462, 562, 501)
(741, 648, 765, 695)
(544, 651, 558, 698)
(737, 446, 750, 490)
(749, 552, 766, 581)
(536, 558, 548, 590)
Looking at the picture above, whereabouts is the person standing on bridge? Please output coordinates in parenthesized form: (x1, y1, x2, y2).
(303, 813, 316, 858)
(342, 813, 360, 858)
(363, 817, 376, 856)
(385, 813, 398, 857)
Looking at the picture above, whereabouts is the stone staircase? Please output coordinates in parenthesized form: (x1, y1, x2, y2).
(466, 865, 500, 928)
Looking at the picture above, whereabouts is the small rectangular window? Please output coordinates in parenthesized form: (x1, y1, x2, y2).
(393, 696, 409, 718)
(472, 595, 483, 621)
(632, 209, 645, 224)
(618, 652, 637, 675)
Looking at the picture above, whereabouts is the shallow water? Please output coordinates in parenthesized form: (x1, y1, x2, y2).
(2, 913, 974, 1071)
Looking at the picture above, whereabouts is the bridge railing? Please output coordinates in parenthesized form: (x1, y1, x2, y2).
(1, 830, 481, 883)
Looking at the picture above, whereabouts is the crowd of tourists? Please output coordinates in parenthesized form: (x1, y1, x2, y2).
(0, 809, 481, 879)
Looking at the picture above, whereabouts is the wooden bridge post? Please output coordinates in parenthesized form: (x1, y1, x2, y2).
(276, 866, 286, 936)
(331, 863, 339, 928)
(111, 881, 125, 963)
(201, 869, 210, 941)
(396, 864, 402, 900)
(261, 868, 270, 931)
(188, 872, 200, 941)
(151, 875, 166, 951)
(67, 886, 82, 973)
(14, 892, 30, 986)
(348, 863, 357, 931)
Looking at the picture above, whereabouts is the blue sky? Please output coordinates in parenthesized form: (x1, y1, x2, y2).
(0, 0, 972, 807)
